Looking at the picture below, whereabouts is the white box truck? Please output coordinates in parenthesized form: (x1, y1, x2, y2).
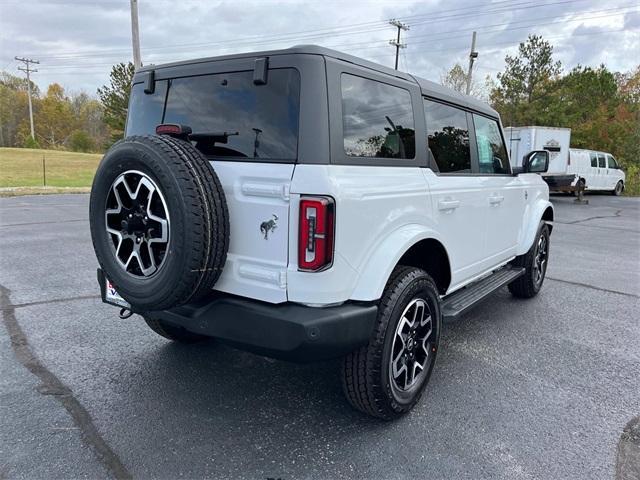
(504, 126, 577, 192)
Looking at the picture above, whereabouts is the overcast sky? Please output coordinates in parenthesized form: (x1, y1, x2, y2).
(1, 0, 638, 96)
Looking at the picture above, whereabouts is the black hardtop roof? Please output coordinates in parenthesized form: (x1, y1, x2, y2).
(137, 44, 498, 118)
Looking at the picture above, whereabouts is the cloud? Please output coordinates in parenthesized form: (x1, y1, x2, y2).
(1, 0, 638, 95)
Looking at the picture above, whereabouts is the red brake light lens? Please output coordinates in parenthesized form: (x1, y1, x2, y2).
(298, 196, 335, 272)
(155, 124, 192, 136)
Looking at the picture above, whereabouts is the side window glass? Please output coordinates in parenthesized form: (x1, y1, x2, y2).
(341, 74, 415, 159)
(424, 99, 471, 173)
(472, 114, 510, 174)
(590, 152, 598, 167)
(597, 153, 606, 168)
(607, 155, 617, 168)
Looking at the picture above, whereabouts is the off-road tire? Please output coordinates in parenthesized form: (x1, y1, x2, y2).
(508, 222, 550, 298)
(90, 135, 229, 312)
(341, 266, 441, 420)
(143, 316, 209, 343)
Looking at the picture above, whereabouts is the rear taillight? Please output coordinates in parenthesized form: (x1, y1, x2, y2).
(298, 196, 335, 272)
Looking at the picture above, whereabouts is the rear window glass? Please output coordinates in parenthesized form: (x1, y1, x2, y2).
(126, 68, 301, 161)
(341, 74, 415, 159)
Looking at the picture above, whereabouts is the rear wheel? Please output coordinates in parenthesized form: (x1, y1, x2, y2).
(144, 316, 209, 344)
(571, 178, 586, 196)
(613, 181, 624, 196)
(509, 222, 550, 298)
(341, 266, 441, 420)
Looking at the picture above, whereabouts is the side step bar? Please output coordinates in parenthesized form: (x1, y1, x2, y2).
(441, 266, 525, 320)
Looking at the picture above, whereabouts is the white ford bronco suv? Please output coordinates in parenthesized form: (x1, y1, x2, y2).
(90, 46, 554, 419)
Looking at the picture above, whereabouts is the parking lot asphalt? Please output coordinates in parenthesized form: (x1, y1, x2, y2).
(1, 193, 639, 480)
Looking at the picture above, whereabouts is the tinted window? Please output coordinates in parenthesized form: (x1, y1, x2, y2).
(597, 153, 606, 168)
(424, 99, 471, 173)
(126, 81, 168, 136)
(590, 152, 598, 167)
(472, 114, 509, 174)
(341, 74, 415, 159)
(166, 69, 300, 160)
(127, 69, 300, 160)
(607, 155, 618, 168)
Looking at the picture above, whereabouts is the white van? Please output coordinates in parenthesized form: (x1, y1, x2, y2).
(568, 149, 626, 195)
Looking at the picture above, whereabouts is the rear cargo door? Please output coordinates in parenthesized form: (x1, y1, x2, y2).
(210, 161, 293, 303)
(127, 64, 302, 303)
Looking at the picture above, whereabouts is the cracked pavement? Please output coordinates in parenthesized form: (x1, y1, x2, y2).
(1, 193, 639, 479)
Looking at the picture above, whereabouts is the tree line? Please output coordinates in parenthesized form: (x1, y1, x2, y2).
(0, 62, 134, 153)
(442, 35, 639, 175)
(1, 34, 638, 175)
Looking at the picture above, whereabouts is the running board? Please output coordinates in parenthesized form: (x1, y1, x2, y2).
(441, 267, 525, 320)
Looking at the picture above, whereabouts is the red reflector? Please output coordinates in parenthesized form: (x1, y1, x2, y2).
(298, 196, 335, 272)
(155, 124, 191, 136)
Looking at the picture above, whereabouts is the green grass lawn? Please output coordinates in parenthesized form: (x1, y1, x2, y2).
(0, 148, 102, 188)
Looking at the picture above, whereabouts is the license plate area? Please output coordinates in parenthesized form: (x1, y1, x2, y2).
(98, 269, 131, 309)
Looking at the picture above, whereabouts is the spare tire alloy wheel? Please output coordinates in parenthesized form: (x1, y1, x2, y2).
(90, 135, 229, 312)
(105, 171, 170, 278)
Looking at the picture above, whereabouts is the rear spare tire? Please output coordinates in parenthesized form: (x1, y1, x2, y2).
(89, 135, 229, 312)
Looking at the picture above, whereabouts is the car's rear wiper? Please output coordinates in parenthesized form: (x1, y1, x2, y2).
(155, 124, 239, 144)
(189, 131, 239, 144)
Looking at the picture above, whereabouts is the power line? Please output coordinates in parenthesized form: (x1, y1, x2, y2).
(27, 0, 591, 61)
(38, 1, 630, 69)
(14, 56, 39, 141)
(23, 1, 636, 76)
(36, 26, 633, 75)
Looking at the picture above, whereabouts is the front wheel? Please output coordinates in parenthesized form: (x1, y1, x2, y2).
(509, 222, 550, 298)
(341, 266, 441, 420)
(612, 181, 624, 196)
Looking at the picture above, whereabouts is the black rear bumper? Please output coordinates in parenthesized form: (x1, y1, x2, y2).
(98, 269, 377, 362)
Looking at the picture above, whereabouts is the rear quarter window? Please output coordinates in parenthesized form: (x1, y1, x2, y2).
(341, 74, 415, 159)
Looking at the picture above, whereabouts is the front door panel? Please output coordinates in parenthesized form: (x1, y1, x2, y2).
(481, 175, 524, 263)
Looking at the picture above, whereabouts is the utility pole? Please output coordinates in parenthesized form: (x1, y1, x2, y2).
(15, 56, 39, 141)
(389, 19, 409, 71)
(130, 0, 142, 68)
(465, 31, 478, 95)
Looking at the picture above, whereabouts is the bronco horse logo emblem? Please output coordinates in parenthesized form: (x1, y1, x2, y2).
(260, 214, 278, 240)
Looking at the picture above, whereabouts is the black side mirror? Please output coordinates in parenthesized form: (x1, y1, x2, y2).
(522, 150, 549, 173)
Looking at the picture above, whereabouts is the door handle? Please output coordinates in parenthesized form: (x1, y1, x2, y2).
(438, 199, 460, 211)
(489, 195, 504, 205)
